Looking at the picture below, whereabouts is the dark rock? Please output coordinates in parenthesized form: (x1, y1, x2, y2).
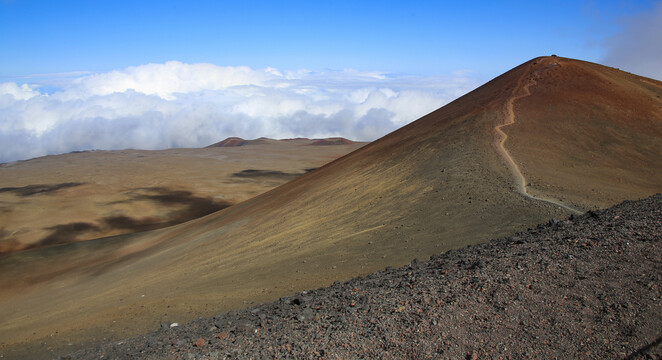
(409, 258, 422, 270)
(290, 297, 303, 305)
(213, 317, 232, 329)
(233, 321, 254, 335)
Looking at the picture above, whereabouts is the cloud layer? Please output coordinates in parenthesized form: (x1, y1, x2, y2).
(0, 62, 478, 163)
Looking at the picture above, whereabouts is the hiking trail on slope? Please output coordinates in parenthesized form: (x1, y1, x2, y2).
(494, 67, 583, 215)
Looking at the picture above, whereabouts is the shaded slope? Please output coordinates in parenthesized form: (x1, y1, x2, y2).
(1, 57, 661, 359)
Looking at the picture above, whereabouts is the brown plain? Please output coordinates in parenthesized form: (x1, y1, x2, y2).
(0, 57, 660, 359)
(0, 138, 364, 254)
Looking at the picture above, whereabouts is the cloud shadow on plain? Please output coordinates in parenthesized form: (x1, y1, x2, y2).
(39, 222, 101, 248)
(33, 187, 232, 250)
(232, 168, 315, 181)
(0, 182, 84, 197)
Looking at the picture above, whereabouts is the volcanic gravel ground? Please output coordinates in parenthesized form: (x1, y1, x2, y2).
(65, 195, 661, 359)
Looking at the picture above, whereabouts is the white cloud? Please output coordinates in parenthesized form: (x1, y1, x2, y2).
(0, 62, 479, 163)
(0, 82, 39, 102)
(72, 61, 279, 100)
(602, 2, 662, 80)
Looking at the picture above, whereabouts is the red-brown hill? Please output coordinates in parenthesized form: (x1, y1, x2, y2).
(309, 137, 355, 146)
(206, 137, 247, 147)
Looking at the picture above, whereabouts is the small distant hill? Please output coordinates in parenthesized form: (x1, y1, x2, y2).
(206, 137, 247, 147)
(208, 137, 358, 147)
(310, 137, 355, 146)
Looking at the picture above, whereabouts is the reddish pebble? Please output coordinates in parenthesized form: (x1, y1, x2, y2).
(194, 338, 205, 347)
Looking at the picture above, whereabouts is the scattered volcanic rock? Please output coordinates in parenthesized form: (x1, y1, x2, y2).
(65, 194, 662, 359)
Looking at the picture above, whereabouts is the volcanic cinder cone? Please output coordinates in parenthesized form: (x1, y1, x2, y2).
(1, 56, 660, 359)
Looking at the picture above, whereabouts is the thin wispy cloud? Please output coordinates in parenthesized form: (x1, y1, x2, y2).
(602, 1, 662, 80)
(0, 62, 479, 163)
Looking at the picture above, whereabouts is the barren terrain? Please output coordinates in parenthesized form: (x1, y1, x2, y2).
(505, 58, 662, 209)
(67, 194, 662, 359)
(1, 57, 660, 359)
(0, 138, 364, 253)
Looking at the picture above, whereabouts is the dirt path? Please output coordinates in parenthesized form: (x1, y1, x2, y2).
(495, 69, 583, 215)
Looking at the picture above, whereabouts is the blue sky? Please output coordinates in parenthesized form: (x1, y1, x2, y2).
(0, 0, 660, 162)
(1, 0, 657, 77)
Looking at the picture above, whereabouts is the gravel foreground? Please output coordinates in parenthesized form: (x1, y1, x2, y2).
(64, 195, 661, 359)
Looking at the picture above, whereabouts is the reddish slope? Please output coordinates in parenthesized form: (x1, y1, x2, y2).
(206, 137, 247, 147)
(504, 57, 662, 209)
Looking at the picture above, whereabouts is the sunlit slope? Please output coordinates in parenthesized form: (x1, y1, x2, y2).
(504, 57, 662, 209)
(1, 56, 660, 359)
